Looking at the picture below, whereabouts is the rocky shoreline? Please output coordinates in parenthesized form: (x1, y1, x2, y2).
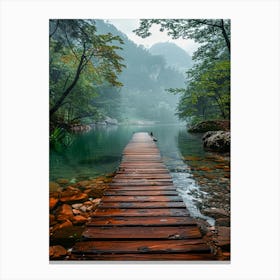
(183, 153, 230, 260)
(49, 174, 114, 260)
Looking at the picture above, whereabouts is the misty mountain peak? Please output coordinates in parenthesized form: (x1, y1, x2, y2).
(149, 42, 192, 72)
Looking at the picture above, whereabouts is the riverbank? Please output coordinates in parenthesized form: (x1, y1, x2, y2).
(49, 174, 114, 260)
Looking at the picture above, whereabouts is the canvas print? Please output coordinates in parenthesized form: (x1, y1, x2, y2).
(49, 19, 230, 261)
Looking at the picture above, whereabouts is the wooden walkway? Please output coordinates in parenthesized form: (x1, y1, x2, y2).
(72, 132, 216, 260)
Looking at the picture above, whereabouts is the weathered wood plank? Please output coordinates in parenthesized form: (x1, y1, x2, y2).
(98, 202, 186, 209)
(83, 226, 202, 239)
(93, 208, 189, 217)
(101, 195, 183, 202)
(108, 186, 176, 191)
(72, 239, 210, 254)
(104, 190, 178, 196)
(87, 216, 196, 226)
(71, 253, 216, 261)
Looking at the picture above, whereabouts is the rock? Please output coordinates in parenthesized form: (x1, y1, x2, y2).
(202, 208, 229, 219)
(72, 209, 81, 215)
(85, 188, 106, 198)
(56, 178, 69, 185)
(50, 226, 84, 248)
(80, 206, 87, 212)
(57, 204, 73, 218)
(92, 198, 102, 205)
(202, 131, 230, 152)
(49, 214, 56, 226)
(214, 226, 230, 251)
(49, 245, 67, 259)
(216, 218, 230, 226)
(72, 215, 88, 225)
(72, 203, 83, 209)
(76, 180, 92, 188)
(83, 201, 92, 206)
(188, 120, 230, 133)
(60, 193, 88, 204)
(104, 116, 118, 125)
(59, 220, 72, 229)
(49, 181, 60, 192)
(50, 197, 59, 210)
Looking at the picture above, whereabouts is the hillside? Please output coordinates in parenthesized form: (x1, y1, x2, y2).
(149, 42, 192, 72)
(94, 20, 185, 123)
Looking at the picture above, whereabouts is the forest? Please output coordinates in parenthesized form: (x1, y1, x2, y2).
(50, 19, 230, 138)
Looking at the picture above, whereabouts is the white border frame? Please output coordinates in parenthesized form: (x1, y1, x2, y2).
(1, 0, 279, 279)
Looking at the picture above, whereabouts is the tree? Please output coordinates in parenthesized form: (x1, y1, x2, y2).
(49, 19, 125, 120)
(134, 19, 230, 123)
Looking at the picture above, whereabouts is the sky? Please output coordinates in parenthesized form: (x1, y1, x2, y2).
(108, 19, 199, 55)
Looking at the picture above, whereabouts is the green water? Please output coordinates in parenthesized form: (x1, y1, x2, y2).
(50, 124, 229, 225)
(50, 124, 203, 181)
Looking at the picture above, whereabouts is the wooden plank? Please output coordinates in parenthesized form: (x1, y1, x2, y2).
(101, 195, 183, 202)
(110, 182, 174, 186)
(87, 216, 196, 227)
(114, 174, 172, 179)
(99, 201, 186, 209)
(93, 208, 189, 217)
(72, 239, 210, 254)
(83, 226, 202, 239)
(117, 169, 169, 173)
(104, 190, 178, 196)
(108, 186, 177, 191)
(71, 253, 216, 261)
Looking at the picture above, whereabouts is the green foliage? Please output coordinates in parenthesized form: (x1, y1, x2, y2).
(134, 19, 230, 122)
(49, 19, 125, 126)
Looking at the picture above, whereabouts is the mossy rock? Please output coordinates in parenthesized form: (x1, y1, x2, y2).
(188, 120, 230, 133)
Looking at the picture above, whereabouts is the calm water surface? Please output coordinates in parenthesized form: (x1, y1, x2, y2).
(50, 124, 229, 225)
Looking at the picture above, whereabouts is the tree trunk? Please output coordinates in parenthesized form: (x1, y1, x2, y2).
(220, 19, 230, 53)
(50, 54, 85, 117)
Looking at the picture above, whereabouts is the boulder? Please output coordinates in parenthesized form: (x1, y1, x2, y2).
(104, 116, 118, 125)
(202, 131, 230, 152)
(188, 120, 230, 133)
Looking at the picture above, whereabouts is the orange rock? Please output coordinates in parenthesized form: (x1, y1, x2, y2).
(49, 245, 67, 259)
(59, 219, 72, 229)
(50, 197, 59, 210)
(72, 209, 81, 215)
(58, 204, 73, 216)
(72, 215, 88, 225)
(60, 193, 88, 204)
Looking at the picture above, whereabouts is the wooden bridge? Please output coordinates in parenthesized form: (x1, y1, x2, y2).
(72, 132, 216, 260)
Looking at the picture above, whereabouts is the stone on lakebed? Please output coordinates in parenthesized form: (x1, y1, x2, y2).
(49, 245, 67, 259)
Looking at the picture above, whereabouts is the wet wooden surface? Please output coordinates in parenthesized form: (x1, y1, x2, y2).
(72, 132, 216, 261)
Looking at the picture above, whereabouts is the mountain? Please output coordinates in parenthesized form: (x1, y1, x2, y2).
(94, 20, 185, 123)
(149, 42, 192, 72)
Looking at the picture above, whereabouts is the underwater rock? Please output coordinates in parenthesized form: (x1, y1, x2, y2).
(49, 181, 60, 192)
(202, 208, 229, 219)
